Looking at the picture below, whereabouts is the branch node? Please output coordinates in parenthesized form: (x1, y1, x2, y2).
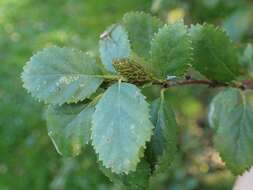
(185, 75, 192, 80)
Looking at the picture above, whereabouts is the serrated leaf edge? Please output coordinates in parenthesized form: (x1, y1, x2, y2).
(91, 81, 154, 174)
(150, 21, 193, 77)
(121, 11, 163, 60)
(21, 46, 104, 105)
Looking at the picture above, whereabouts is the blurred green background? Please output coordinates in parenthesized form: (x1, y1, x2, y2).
(0, 0, 252, 189)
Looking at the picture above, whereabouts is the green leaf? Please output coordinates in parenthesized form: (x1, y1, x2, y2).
(240, 43, 253, 68)
(46, 102, 95, 157)
(99, 25, 131, 72)
(22, 47, 104, 105)
(210, 88, 253, 174)
(92, 82, 154, 174)
(190, 24, 241, 82)
(208, 88, 241, 131)
(150, 92, 178, 174)
(100, 160, 151, 190)
(122, 12, 163, 59)
(150, 22, 192, 78)
(223, 10, 251, 41)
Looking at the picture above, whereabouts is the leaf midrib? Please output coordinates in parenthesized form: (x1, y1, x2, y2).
(27, 73, 116, 79)
(205, 39, 236, 79)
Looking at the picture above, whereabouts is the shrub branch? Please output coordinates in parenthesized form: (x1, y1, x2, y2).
(152, 77, 250, 90)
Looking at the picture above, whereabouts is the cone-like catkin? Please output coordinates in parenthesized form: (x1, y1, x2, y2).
(113, 59, 152, 85)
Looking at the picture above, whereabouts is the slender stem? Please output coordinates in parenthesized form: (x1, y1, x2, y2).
(152, 78, 250, 90)
(101, 73, 253, 90)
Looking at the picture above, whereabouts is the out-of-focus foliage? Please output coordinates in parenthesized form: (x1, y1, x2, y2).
(151, 0, 253, 42)
(1, 0, 253, 189)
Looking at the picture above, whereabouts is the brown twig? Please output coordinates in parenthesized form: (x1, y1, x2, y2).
(100, 74, 253, 90)
(152, 78, 250, 90)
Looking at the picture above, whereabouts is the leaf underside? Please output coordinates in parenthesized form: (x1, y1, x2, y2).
(92, 82, 154, 174)
(150, 94, 178, 174)
(99, 25, 131, 72)
(210, 88, 253, 174)
(22, 47, 103, 105)
(46, 102, 95, 157)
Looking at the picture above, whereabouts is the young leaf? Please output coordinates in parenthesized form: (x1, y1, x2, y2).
(91, 82, 154, 174)
(99, 160, 151, 190)
(46, 102, 95, 157)
(22, 47, 104, 105)
(150, 22, 192, 78)
(99, 25, 131, 72)
(210, 88, 253, 174)
(190, 24, 242, 82)
(122, 12, 163, 59)
(150, 92, 178, 174)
